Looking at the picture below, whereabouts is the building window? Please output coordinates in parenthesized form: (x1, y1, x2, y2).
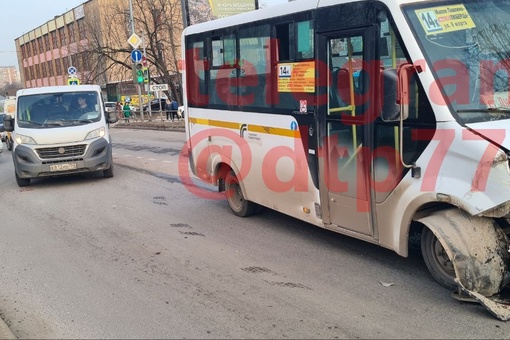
(56, 59, 62, 74)
(44, 34, 50, 51)
(68, 23, 75, 43)
(77, 19, 86, 40)
(59, 27, 66, 45)
(37, 37, 43, 54)
(51, 31, 57, 49)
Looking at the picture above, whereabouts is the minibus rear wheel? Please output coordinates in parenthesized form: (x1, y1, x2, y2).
(421, 227, 457, 291)
(224, 170, 257, 217)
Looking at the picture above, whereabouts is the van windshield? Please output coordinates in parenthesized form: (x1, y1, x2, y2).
(403, 0, 510, 123)
(17, 91, 101, 128)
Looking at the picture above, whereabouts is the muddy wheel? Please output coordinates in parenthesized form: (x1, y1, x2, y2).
(225, 170, 257, 217)
(421, 227, 457, 290)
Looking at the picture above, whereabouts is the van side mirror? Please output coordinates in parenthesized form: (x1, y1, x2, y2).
(107, 111, 118, 124)
(3, 115, 14, 132)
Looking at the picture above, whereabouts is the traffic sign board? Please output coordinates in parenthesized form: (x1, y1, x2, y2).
(131, 49, 142, 63)
(127, 33, 141, 49)
(68, 66, 77, 75)
(150, 84, 168, 91)
(68, 78, 80, 85)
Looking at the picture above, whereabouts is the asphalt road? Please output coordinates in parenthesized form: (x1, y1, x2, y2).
(0, 127, 508, 338)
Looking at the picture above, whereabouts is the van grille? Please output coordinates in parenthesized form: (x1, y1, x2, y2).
(36, 144, 86, 159)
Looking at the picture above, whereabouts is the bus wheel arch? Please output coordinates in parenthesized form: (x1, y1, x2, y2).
(416, 208, 510, 296)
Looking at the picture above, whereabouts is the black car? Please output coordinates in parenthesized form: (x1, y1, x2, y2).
(143, 98, 167, 112)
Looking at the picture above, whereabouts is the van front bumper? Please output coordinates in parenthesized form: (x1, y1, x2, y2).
(13, 138, 112, 179)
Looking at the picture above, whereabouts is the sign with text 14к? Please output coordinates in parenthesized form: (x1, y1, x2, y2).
(150, 84, 168, 91)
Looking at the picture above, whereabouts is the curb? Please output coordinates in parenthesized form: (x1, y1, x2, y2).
(0, 317, 15, 339)
(111, 121, 185, 132)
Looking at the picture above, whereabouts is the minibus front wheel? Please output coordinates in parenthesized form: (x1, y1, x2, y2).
(421, 227, 457, 290)
(417, 208, 510, 297)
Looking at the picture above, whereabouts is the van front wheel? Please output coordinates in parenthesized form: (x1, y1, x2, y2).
(103, 163, 114, 178)
(15, 173, 30, 187)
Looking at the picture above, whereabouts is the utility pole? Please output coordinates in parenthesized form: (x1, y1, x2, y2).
(180, 0, 190, 28)
(129, 0, 144, 122)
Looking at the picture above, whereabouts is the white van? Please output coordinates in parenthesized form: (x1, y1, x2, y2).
(3, 85, 118, 187)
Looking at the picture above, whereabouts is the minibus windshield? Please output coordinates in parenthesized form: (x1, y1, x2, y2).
(403, 0, 510, 123)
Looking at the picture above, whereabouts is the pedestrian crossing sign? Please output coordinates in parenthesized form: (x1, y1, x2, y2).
(68, 78, 80, 85)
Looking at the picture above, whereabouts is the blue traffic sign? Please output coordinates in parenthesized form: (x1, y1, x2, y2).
(131, 49, 142, 63)
(68, 66, 77, 75)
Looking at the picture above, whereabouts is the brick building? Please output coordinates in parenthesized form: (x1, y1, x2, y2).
(14, 0, 183, 101)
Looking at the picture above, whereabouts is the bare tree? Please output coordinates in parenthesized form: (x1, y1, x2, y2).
(2, 82, 23, 97)
(133, 0, 183, 102)
(81, 0, 184, 103)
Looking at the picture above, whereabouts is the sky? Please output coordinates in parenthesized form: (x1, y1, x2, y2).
(0, 0, 288, 69)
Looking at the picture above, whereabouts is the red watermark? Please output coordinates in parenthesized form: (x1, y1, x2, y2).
(176, 50, 510, 210)
(177, 126, 507, 212)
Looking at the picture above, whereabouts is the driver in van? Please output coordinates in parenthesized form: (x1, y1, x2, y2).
(70, 95, 94, 118)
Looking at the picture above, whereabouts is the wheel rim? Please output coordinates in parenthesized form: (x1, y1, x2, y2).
(227, 178, 243, 212)
(431, 237, 456, 278)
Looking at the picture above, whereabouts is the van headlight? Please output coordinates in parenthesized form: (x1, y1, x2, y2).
(85, 127, 105, 140)
(15, 134, 36, 145)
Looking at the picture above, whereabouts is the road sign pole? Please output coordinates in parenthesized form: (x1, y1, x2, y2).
(142, 34, 151, 121)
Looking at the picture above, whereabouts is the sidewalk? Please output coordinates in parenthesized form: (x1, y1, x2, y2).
(112, 116, 185, 132)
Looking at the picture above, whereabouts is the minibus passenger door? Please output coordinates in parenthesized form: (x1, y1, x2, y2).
(318, 29, 373, 236)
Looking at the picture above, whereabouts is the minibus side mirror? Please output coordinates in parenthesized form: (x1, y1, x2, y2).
(397, 63, 414, 121)
(3, 115, 14, 132)
(380, 69, 400, 121)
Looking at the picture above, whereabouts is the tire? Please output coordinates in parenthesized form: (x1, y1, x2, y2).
(15, 172, 30, 187)
(421, 227, 457, 290)
(224, 170, 257, 217)
(103, 163, 114, 178)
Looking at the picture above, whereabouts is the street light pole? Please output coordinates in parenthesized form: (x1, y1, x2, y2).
(129, 0, 135, 33)
(129, 0, 144, 122)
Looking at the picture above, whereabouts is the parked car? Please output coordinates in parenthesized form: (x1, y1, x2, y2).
(104, 101, 117, 114)
(177, 106, 184, 118)
(0, 113, 6, 144)
(143, 98, 167, 112)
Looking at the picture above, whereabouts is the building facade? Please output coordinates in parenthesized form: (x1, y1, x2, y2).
(0, 66, 21, 87)
(14, 0, 183, 102)
(15, 1, 95, 88)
